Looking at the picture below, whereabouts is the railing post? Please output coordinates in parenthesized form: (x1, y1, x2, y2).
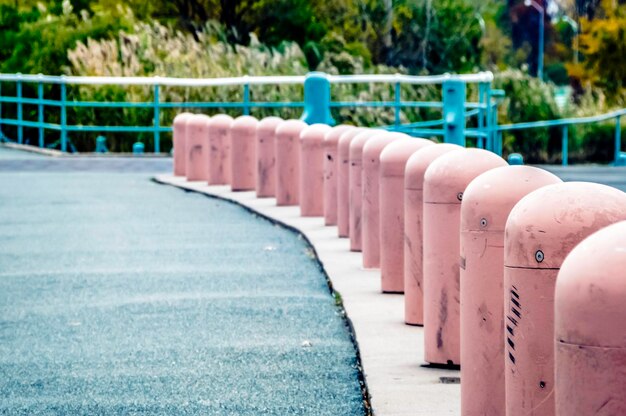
(243, 78, 250, 116)
(37, 75, 44, 148)
(442, 79, 466, 146)
(16, 73, 23, 144)
(394, 79, 401, 128)
(477, 82, 486, 149)
(153, 78, 160, 154)
(60, 75, 68, 152)
(562, 125, 569, 166)
(301, 72, 334, 125)
(615, 115, 621, 165)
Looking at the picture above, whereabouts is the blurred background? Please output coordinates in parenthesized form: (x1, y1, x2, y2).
(1, 0, 624, 162)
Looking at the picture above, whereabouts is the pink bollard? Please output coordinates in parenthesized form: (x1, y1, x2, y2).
(349, 129, 382, 252)
(459, 166, 561, 416)
(300, 124, 332, 216)
(337, 128, 366, 237)
(504, 182, 626, 416)
(361, 132, 407, 268)
(403, 143, 462, 325)
(184, 114, 211, 181)
(323, 125, 355, 226)
(207, 114, 234, 185)
(255, 117, 283, 198)
(274, 119, 307, 206)
(172, 112, 193, 176)
(230, 115, 258, 191)
(555, 221, 626, 416)
(379, 138, 434, 293)
(422, 148, 506, 366)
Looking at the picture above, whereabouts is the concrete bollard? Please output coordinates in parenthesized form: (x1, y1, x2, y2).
(185, 114, 211, 181)
(337, 128, 366, 237)
(379, 138, 434, 293)
(207, 114, 234, 185)
(230, 115, 258, 191)
(300, 124, 332, 217)
(403, 143, 462, 326)
(459, 166, 561, 416)
(173, 112, 193, 176)
(275, 119, 307, 206)
(323, 125, 355, 226)
(361, 132, 407, 268)
(423, 148, 506, 366)
(504, 182, 626, 416)
(255, 117, 283, 198)
(555, 221, 626, 416)
(349, 129, 382, 252)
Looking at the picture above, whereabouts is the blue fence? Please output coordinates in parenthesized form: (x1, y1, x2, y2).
(0, 71, 624, 165)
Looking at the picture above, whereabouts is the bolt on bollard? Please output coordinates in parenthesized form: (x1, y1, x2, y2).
(255, 117, 283, 198)
(300, 124, 332, 217)
(459, 166, 561, 416)
(361, 132, 407, 268)
(379, 138, 434, 293)
(323, 125, 355, 226)
(172, 112, 194, 176)
(403, 143, 462, 326)
(230, 115, 258, 191)
(423, 148, 506, 366)
(275, 119, 307, 206)
(207, 114, 234, 185)
(185, 114, 211, 181)
(349, 129, 382, 252)
(337, 128, 366, 238)
(504, 182, 626, 416)
(555, 220, 626, 416)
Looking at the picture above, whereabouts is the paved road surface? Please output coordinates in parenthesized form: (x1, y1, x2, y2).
(0, 147, 365, 415)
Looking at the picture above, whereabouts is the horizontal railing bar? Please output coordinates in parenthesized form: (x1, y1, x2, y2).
(496, 108, 626, 131)
(330, 101, 444, 109)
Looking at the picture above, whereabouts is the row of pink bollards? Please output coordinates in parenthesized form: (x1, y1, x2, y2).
(172, 113, 626, 416)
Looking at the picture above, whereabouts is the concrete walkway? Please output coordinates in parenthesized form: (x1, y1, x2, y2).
(0, 147, 365, 415)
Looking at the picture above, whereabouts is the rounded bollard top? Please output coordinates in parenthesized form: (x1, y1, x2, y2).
(208, 114, 234, 129)
(231, 115, 259, 132)
(380, 138, 436, 177)
(350, 129, 383, 162)
(556, 221, 626, 348)
(505, 182, 626, 269)
(186, 113, 211, 129)
(362, 132, 409, 165)
(257, 116, 284, 133)
(423, 148, 506, 204)
(461, 166, 561, 233)
(300, 123, 332, 145)
(275, 119, 307, 140)
(405, 143, 462, 191)
(324, 125, 355, 147)
(173, 112, 194, 125)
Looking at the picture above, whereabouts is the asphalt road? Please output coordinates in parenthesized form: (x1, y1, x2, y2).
(0, 147, 365, 415)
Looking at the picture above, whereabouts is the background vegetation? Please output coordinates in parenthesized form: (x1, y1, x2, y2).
(1, 0, 625, 162)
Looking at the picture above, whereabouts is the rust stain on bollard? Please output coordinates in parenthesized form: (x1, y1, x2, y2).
(230, 115, 258, 191)
(207, 114, 234, 185)
(459, 166, 560, 416)
(422, 148, 506, 366)
(504, 182, 626, 416)
(379, 138, 434, 293)
(255, 117, 283, 198)
(185, 114, 211, 181)
(555, 221, 626, 416)
(361, 132, 407, 268)
(349, 129, 381, 252)
(275, 119, 307, 206)
(323, 125, 354, 226)
(403, 143, 461, 326)
(173, 112, 194, 176)
(337, 128, 366, 238)
(300, 124, 332, 217)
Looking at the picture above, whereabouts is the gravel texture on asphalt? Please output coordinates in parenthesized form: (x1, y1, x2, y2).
(0, 147, 366, 415)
